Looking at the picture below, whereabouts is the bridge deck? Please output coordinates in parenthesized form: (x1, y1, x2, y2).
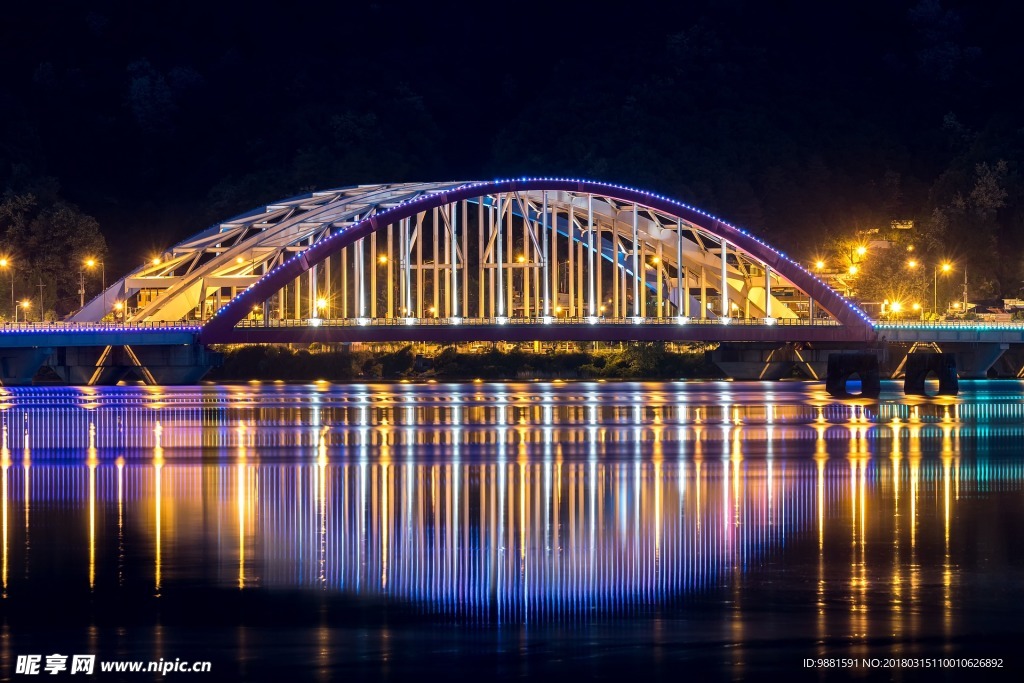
(875, 322, 1024, 344)
(0, 323, 199, 348)
(2, 320, 1023, 348)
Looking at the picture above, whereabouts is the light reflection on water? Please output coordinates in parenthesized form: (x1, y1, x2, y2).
(3, 380, 1024, 451)
(1, 380, 1024, 676)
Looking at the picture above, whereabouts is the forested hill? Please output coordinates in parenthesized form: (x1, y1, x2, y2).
(2, 0, 1022, 315)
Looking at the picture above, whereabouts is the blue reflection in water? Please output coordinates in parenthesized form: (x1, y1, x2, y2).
(0, 381, 1023, 628)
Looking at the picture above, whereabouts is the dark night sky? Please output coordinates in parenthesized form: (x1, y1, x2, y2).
(2, 0, 1022, 297)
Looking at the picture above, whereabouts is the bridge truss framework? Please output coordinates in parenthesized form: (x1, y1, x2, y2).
(69, 179, 872, 341)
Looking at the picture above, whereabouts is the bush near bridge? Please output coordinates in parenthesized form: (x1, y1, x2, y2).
(208, 343, 721, 382)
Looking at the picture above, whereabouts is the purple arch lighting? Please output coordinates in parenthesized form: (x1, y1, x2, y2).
(199, 179, 872, 341)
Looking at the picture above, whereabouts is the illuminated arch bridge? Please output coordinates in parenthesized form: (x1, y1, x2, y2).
(71, 179, 875, 345)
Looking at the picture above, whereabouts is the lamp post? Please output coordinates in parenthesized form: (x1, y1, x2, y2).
(0, 258, 12, 320)
(15, 299, 29, 323)
(86, 258, 106, 316)
(962, 268, 969, 315)
(934, 261, 952, 316)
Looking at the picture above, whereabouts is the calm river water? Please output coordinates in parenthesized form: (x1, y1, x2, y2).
(1, 380, 1023, 681)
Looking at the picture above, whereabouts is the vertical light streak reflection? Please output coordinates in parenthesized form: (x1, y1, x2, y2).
(942, 451, 954, 644)
(88, 449, 97, 590)
(154, 438, 163, 593)
(319, 444, 328, 589)
(1, 448, 8, 596)
(21, 452, 29, 579)
(238, 461, 246, 589)
(909, 451, 921, 640)
(815, 452, 825, 656)
(117, 456, 124, 585)
(847, 454, 864, 651)
(891, 442, 902, 632)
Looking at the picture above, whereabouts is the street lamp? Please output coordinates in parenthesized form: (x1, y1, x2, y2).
(0, 257, 13, 320)
(934, 261, 952, 315)
(15, 299, 30, 323)
(85, 258, 106, 316)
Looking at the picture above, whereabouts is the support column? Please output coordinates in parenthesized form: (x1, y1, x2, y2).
(462, 201, 469, 318)
(567, 203, 575, 317)
(595, 216, 603, 316)
(677, 219, 684, 317)
(522, 203, 530, 318)
(341, 247, 348, 318)
(451, 203, 459, 318)
(720, 239, 729, 318)
(550, 204, 558, 316)
(542, 192, 550, 317)
(496, 195, 505, 317)
(415, 213, 424, 318)
(387, 224, 394, 318)
(764, 265, 771, 318)
(432, 207, 440, 317)
(639, 238, 647, 317)
(587, 194, 595, 317)
(576, 241, 584, 316)
(700, 265, 707, 319)
(308, 260, 317, 318)
(370, 232, 377, 318)
(356, 233, 365, 318)
(324, 255, 331, 318)
(656, 239, 663, 318)
(399, 222, 407, 317)
(632, 204, 640, 318)
(506, 200, 513, 316)
(479, 199, 486, 318)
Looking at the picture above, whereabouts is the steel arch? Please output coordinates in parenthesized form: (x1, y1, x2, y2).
(197, 178, 870, 341)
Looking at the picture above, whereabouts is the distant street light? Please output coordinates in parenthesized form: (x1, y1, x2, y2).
(16, 299, 30, 323)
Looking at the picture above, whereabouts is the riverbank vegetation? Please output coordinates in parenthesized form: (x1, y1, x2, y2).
(207, 343, 721, 382)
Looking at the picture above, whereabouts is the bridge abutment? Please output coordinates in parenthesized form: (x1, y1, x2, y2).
(46, 345, 221, 386)
(949, 343, 1007, 379)
(710, 343, 794, 380)
(0, 348, 54, 386)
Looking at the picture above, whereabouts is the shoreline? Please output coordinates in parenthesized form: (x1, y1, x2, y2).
(206, 343, 724, 382)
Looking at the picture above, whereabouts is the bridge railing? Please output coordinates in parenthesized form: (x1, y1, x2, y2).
(234, 316, 842, 328)
(0, 321, 202, 332)
(874, 321, 1024, 330)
